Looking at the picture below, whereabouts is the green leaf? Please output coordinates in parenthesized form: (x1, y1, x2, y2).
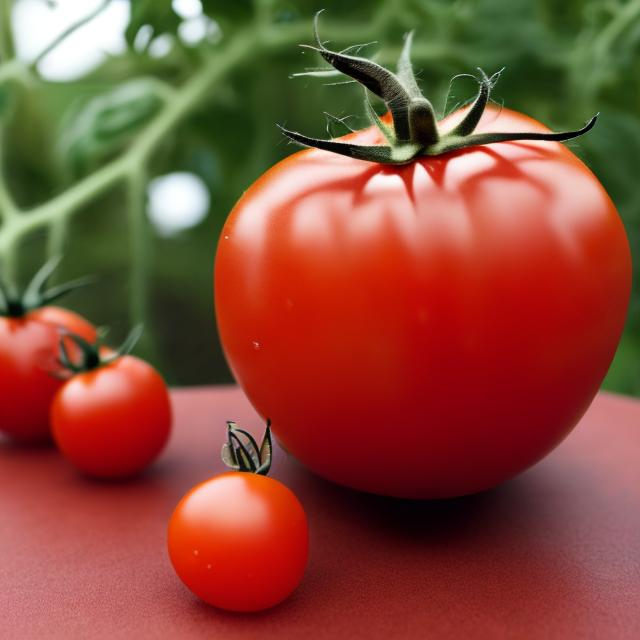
(59, 79, 164, 174)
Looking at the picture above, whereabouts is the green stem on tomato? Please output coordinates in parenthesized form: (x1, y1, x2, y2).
(279, 12, 600, 165)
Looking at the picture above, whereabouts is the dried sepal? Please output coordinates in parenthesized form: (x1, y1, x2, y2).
(221, 420, 273, 476)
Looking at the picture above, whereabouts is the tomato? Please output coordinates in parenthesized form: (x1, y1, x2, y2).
(168, 424, 308, 612)
(51, 335, 171, 478)
(0, 310, 95, 444)
(29, 306, 96, 341)
(214, 34, 631, 498)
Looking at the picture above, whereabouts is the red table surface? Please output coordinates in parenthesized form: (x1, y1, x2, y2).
(1, 386, 639, 639)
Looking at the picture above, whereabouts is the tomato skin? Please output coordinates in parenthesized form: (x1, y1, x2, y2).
(28, 306, 96, 341)
(214, 107, 632, 499)
(168, 472, 308, 612)
(51, 355, 171, 478)
(0, 307, 96, 444)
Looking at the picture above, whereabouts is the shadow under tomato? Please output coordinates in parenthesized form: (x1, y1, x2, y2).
(186, 584, 308, 621)
(0, 434, 55, 450)
(68, 457, 177, 487)
(277, 459, 603, 625)
(281, 455, 528, 545)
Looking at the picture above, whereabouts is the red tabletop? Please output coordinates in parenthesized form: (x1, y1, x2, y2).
(2, 386, 639, 639)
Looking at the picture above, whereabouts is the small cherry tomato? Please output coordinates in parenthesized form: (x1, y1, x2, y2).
(51, 327, 171, 478)
(168, 423, 308, 612)
(0, 257, 96, 443)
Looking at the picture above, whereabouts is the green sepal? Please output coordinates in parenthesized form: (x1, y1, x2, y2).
(281, 13, 599, 165)
(0, 255, 94, 317)
(428, 114, 599, 156)
(396, 31, 422, 99)
(324, 112, 355, 138)
(364, 92, 395, 145)
(57, 324, 144, 375)
(446, 68, 494, 138)
(304, 11, 412, 142)
(22, 255, 63, 308)
(279, 124, 397, 162)
(57, 331, 101, 372)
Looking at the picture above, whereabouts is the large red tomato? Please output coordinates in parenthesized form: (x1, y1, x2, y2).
(214, 33, 631, 498)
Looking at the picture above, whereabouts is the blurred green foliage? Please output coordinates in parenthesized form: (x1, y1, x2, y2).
(0, 0, 638, 393)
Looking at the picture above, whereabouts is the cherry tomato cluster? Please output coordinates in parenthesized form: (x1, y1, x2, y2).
(1, 258, 308, 613)
(0, 257, 171, 478)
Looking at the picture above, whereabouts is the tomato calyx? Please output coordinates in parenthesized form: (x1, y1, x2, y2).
(0, 255, 94, 318)
(279, 12, 598, 164)
(221, 420, 273, 475)
(57, 324, 143, 375)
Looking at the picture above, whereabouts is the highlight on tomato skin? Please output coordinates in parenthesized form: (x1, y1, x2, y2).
(50, 327, 172, 479)
(167, 422, 309, 613)
(213, 20, 632, 499)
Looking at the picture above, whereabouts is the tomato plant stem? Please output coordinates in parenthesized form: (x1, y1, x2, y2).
(127, 168, 148, 330)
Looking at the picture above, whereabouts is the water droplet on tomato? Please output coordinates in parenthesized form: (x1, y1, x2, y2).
(193, 549, 199, 556)
(252, 340, 261, 350)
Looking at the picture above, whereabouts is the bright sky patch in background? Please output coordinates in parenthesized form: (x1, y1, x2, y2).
(11, 0, 212, 236)
(12, 0, 131, 82)
(147, 173, 211, 237)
